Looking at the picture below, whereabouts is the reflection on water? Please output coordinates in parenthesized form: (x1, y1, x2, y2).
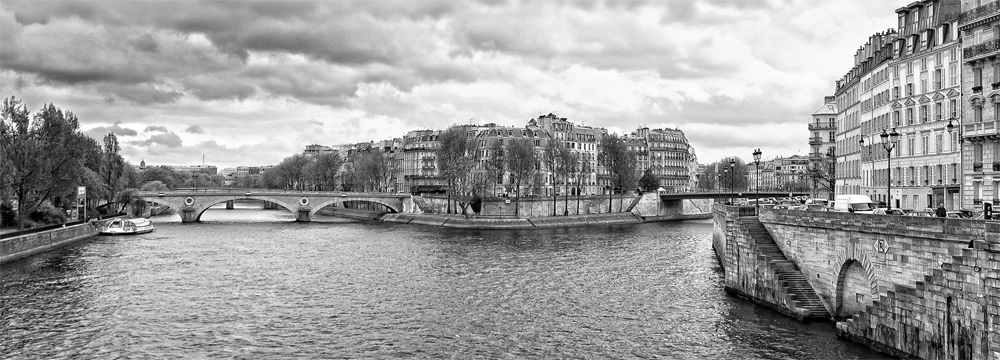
(0, 207, 891, 359)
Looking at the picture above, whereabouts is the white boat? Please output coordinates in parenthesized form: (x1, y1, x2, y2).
(99, 218, 155, 235)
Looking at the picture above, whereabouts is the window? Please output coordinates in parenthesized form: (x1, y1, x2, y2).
(936, 102, 943, 121)
(906, 83, 913, 96)
(908, 137, 915, 156)
(975, 143, 984, 163)
(950, 99, 958, 118)
(949, 64, 957, 86)
(922, 134, 929, 154)
(974, 67, 983, 89)
(907, 108, 914, 125)
(893, 86, 899, 99)
(893, 111, 900, 127)
(920, 105, 928, 123)
(936, 133, 943, 154)
(976, 105, 984, 123)
(920, 78, 927, 94)
(935, 69, 942, 90)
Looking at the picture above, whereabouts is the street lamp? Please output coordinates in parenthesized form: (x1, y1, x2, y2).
(880, 128, 900, 209)
(753, 149, 762, 210)
(729, 159, 736, 204)
(722, 169, 728, 205)
(859, 135, 876, 204)
(947, 117, 963, 210)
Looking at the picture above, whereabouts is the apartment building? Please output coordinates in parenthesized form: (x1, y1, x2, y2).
(959, 0, 1000, 209)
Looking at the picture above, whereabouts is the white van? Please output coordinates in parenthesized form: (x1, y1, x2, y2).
(832, 194, 876, 214)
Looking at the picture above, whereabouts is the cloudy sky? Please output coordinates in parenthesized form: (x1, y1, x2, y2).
(1, 0, 901, 168)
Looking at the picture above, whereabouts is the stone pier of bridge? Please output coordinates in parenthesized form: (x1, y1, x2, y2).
(713, 205, 1000, 359)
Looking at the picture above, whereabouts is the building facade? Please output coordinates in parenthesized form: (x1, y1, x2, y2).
(886, 0, 962, 210)
(959, 0, 1000, 209)
(810, 96, 838, 199)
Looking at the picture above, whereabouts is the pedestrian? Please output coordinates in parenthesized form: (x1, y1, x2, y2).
(935, 203, 946, 218)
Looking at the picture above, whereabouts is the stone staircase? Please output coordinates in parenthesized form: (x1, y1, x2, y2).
(624, 194, 644, 212)
(409, 196, 435, 214)
(741, 217, 830, 319)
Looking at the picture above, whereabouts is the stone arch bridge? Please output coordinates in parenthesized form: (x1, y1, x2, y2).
(140, 190, 419, 222)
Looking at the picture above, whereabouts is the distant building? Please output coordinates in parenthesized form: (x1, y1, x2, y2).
(303, 144, 335, 157)
(166, 165, 217, 175)
(809, 96, 837, 199)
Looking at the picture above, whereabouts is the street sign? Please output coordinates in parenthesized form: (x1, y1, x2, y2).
(77, 186, 86, 221)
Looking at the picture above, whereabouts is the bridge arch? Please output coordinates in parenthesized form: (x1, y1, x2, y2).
(190, 196, 300, 222)
(307, 197, 401, 218)
(145, 195, 299, 222)
(833, 248, 879, 320)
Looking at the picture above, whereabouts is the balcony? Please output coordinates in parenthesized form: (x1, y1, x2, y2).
(974, 162, 984, 172)
(994, 199, 1000, 206)
(994, 162, 1000, 171)
(959, 1, 1000, 27)
(808, 136, 823, 145)
(809, 152, 822, 159)
(973, 85, 983, 93)
(963, 38, 1000, 62)
(808, 123, 835, 131)
(974, 198, 984, 205)
(964, 121, 999, 138)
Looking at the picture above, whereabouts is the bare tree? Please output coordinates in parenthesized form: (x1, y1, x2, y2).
(484, 139, 505, 197)
(598, 134, 637, 212)
(436, 126, 477, 214)
(505, 138, 537, 218)
(542, 139, 565, 216)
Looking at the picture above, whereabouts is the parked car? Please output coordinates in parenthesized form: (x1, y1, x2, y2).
(906, 209, 934, 217)
(872, 208, 906, 215)
(945, 211, 967, 219)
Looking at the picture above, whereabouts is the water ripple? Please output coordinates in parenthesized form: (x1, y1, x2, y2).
(1, 212, 890, 359)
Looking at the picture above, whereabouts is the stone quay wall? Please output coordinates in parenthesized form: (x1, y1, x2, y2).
(711, 206, 805, 320)
(0, 223, 99, 264)
(420, 193, 713, 219)
(715, 205, 1000, 359)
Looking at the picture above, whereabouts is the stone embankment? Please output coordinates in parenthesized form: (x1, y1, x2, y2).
(1, 222, 100, 264)
(714, 204, 1000, 359)
(321, 207, 648, 229)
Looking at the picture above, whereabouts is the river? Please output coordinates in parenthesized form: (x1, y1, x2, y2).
(1, 203, 891, 359)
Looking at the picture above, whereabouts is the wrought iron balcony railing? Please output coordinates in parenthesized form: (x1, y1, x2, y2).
(973, 162, 984, 172)
(964, 38, 1000, 61)
(959, 1, 1000, 24)
(808, 123, 836, 131)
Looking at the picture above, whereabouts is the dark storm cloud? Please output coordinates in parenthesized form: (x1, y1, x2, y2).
(144, 125, 169, 133)
(128, 33, 159, 53)
(131, 132, 183, 148)
(185, 125, 205, 134)
(84, 121, 138, 140)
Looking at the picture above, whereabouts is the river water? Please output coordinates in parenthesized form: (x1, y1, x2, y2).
(1, 203, 891, 359)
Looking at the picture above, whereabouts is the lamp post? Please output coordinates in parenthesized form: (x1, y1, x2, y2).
(880, 128, 900, 209)
(947, 117, 963, 210)
(753, 149, 762, 210)
(729, 159, 736, 204)
(859, 135, 876, 204)
(719, 169, 729, 204)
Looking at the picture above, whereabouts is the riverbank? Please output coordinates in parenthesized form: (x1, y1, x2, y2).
(1, 222, 98, 264)
(319, 207, 709, 229)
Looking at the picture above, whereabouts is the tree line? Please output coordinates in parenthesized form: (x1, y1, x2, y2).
(2, 96, 234, 229)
